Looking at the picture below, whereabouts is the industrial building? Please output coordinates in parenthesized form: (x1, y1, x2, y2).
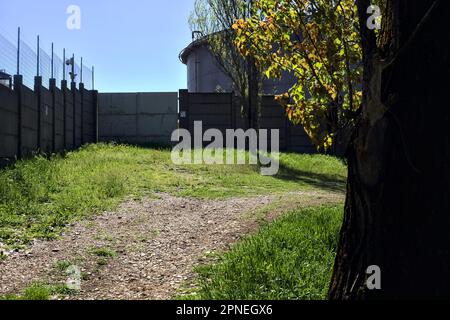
(179, 35, 296, 94)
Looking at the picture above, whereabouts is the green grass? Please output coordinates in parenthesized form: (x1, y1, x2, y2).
(88, 246, 118, 268)
(54, 260, 73, 272)
(0, 143, 346, 247)
(0, 282, 77, 300)
(179, 205, 343, 300)
(89, 246, 117, 258)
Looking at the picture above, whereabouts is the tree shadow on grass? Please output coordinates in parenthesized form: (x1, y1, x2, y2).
(275, 162, 347, 194)
(106, 142, 347, 193)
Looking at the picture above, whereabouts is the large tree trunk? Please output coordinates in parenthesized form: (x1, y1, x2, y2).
(329, 0, 450, 299)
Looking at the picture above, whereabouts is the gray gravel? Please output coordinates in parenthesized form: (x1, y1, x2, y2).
(0, 191, 343, 300)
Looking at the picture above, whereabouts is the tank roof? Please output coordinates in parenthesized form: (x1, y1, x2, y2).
(179, 30, 228, 64)
(179, 37, 208, 65)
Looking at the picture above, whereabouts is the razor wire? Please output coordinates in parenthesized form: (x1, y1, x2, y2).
(0, 28, 95, 90)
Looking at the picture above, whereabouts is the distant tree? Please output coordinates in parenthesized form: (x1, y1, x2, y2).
(189, 0, 262, 129)
(236, 0, 450, 299)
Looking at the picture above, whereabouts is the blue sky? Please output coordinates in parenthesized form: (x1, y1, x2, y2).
(0, 0, 196, 92)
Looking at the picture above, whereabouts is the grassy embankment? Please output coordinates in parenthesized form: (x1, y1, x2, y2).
(0, 143, 346, 248)
(0, 143, 346, 300)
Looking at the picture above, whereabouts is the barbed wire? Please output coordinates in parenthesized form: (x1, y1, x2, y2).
(0, 28, 94, 90)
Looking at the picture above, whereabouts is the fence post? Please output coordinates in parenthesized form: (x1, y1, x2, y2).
(50, 42, 56, 153)
(93, 89, 98, 143)
(36, 36, 40, 76)
(16, 27, 20, 75)
(13, 75, 23, 159)
(49, 78, 56, 153)
(179, 89, 189, 130)
(79, 82, 84, 145)
(34, 76, 42, 152)
(71, 81, 77, 148)
(51, 43, 54, 79)
(63, 49, 66, 81)
(61, 80, 67, 150)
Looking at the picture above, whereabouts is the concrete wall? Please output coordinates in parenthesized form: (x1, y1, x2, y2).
(82, 88, 96, 146)
(41, 86, 53, 154)
(54, 86, 65, 151)
(0, 76, 98, 167)
(98, 92, 178, 145)
(20, 85, 38, 157)
(64, 84, 74, 150)
(0, 84, 19, 163)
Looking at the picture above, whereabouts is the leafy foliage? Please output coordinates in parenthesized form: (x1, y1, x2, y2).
(189, 0, 264, 126)
(234, 0, 363, 149)
(189, 0, 253, 95)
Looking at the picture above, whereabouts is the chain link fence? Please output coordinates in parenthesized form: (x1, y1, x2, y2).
(0, 27, 94, 90)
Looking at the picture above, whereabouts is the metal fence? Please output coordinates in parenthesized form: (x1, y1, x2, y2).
(0, 27, 94, 90)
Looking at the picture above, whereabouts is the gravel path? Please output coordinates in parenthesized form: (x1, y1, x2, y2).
(0, 191, 343, 300)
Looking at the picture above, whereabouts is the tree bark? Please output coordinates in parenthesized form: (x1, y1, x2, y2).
(329, 0, 450, 299)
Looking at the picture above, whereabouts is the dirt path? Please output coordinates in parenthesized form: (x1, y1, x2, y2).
(0, 191, 343, 300)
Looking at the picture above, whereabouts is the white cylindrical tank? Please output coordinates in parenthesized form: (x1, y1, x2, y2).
(180, 40, 296, 94)
(184, 43, 234, 93)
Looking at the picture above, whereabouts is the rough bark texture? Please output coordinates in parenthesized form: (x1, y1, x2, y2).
(329, 0, 450, 299)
